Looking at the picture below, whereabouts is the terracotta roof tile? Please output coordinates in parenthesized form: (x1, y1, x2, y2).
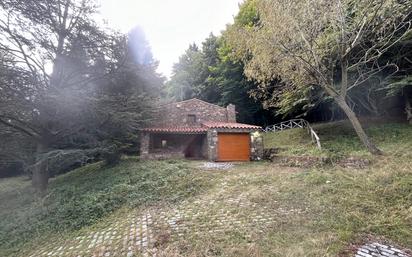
(202, 122, 261, 129)
(142, 122, 261, 133)
(142, 126, 208, 133)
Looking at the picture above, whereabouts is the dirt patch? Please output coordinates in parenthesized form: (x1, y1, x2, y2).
(263, 148, 283, 159)
(270, 155, 328, 168)
(335, 157, 371, 169)
(269, 154, 371, 169)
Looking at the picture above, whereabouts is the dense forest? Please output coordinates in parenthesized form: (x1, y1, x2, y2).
(166, 0, 412, 155)
(167, 0, 412, 126)
(0, 0, 411, 191)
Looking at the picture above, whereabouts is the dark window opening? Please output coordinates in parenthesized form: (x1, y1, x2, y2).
(187, 114, 196, 124)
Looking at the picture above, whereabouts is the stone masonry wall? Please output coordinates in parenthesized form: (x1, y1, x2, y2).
(226, 104, 236, 123)
(150, 99, 236, 127)
(207, 130, 218, 161)
(140, 132, 150, 158)
(250, 131, 264, 161)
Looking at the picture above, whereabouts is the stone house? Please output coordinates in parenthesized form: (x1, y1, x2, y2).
(140, 98, 263, 161)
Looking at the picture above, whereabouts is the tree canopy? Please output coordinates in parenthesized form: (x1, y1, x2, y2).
(165, 33, 276, 124)
(0, 0, 163, 192)
(225, 0, 412, 154)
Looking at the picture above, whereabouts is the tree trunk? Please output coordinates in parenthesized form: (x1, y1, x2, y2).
(32, 142, 49, 195)
(335, 98, 382, 155)
(405, 94, 412, 124)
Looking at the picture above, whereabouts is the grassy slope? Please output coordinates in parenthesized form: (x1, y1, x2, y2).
(164, 122, 412, 256)
(184, 161, 411, 256)
(260, 121, 412, 252)
(0, 158, 211, 256)
(263, 121, 412, 158)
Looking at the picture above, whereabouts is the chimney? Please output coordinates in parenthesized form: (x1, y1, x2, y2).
(226, 104, 236, 122)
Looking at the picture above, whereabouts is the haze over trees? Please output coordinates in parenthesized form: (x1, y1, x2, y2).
(0, 0, 162, 193)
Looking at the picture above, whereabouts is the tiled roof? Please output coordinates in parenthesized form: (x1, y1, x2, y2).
(142, 122, 261, 133)
(202, 121, 261, 130)
(142, 126, 208, 133)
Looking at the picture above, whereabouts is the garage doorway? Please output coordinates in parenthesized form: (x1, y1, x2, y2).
(217, 133, 250, 161)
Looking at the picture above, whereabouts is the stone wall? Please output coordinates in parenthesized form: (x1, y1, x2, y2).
(150, 99, 236, 127)
(140, 132, 150, 158)
(207, 130, 219, 161)
(226, 104, 236, 123)
(250, 131, 264, 161)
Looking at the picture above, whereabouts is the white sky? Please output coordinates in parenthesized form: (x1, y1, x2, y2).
(99, 0, 243, 78)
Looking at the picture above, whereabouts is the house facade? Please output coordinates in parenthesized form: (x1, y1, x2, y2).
(140, 98, 263, 161)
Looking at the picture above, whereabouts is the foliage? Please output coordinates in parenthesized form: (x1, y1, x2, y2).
(93, 31, 162, 163)
(385, 75, 412, 96)
(165, 44, 208, 101)
(226, 0, 412, 154)
(165, 33, 275, 124)
(0, 0, 162, 190)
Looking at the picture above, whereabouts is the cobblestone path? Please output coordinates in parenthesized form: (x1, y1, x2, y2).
(356, 243, 410, 257)
(27, 177, 304, 257)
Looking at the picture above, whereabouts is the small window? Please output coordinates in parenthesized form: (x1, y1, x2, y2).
(187, 114, 196, 124)
(161, 140, 167, 148)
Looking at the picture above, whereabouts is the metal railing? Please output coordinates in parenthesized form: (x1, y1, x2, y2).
(263, 119, 321, 149)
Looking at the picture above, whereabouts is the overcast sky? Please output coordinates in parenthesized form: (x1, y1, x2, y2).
(99, 0, 243, 78)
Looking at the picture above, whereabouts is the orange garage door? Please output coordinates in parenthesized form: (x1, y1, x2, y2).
(218, 133, 250, 161)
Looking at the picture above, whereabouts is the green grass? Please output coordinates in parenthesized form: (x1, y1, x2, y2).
(263, 121, 412, 159)
(153, 158, 412, 256)
(0, 158, 210, 256)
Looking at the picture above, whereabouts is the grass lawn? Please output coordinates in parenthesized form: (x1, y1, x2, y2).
(263, 120, 412, 159)
(0, 121, 411, 256)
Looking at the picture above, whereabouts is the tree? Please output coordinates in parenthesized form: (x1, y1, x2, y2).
(0, 1, 162, 193)
(165, 43, 208, 101)
(165, 33, 275, 125)
(0, 0, 116, 193)
(207, 38, 274, 124)
(385, 75, 412, 124)
(195, 34, 222, 103)
(382, 33, 412, 124)
(94, 30, 162, 165)
(227, 0, 412, 154)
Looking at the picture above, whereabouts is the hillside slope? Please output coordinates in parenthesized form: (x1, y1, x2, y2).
(1, 121, 411, 257)
(0, 159, 210, 256)
(263, 121, 412, 158)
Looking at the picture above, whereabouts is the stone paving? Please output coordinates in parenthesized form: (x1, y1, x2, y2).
(28, 211, 156, 257)
(199, 162, 234, 170)
(355, 242, 410, 257)
(27, 187, 303, 257)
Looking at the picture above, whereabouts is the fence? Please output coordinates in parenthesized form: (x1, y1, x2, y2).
(263, 119, 321, 149)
